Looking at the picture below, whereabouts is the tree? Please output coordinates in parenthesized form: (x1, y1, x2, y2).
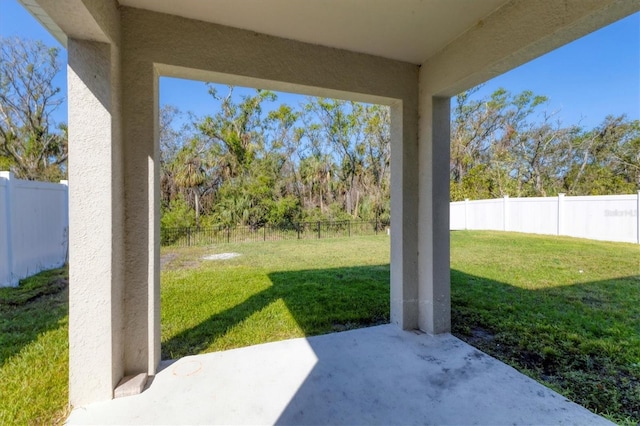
(611, 118, 640, 189)
(564, 115, 638, 195)
(198, 85, 276, 179)
(172, 138, 208, 228)
(305, 98, 366, 217)
(0, 37, 67, 181)
(159, 104, 183, 210)
(265, 104, 303, 205)
(360, 104, 391, 221)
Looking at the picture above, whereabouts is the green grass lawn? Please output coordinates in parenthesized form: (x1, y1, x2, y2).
(160, 237, 390, 358)
(1, 232, 638, 424)
(0, 267, 69, 425)
(450, 231, 640, 424)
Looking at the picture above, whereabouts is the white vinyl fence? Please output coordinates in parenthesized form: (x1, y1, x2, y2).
(451, 192, 640, 244)
(0, 171, 69, 287)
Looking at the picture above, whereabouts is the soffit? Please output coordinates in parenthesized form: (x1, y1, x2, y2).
(116, 0, 510, 64)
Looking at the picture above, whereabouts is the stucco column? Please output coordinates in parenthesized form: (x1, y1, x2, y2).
(121, 43, 160, 377)
(390, 100, 419, 330)
(417, 94, 451, 334)
(67, 39, 125, 406)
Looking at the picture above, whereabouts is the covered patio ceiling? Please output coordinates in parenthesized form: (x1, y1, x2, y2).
(23, 0, 637, 97)
(116, 0, 509, 64)
(25, 0, 510, 64)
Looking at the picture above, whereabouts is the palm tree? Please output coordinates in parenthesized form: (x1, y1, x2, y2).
(173, 139, 207, 228)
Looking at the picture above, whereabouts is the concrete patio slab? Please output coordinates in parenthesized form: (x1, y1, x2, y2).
(67, 325, 611, 425)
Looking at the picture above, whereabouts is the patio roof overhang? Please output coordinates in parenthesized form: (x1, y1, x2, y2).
(17, 0, 640, 411)
(22, 0, 638, 95)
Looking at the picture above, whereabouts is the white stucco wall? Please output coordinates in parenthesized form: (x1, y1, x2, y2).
(67, 37, 125, 405)
(0, 172, 68, 287)
(62, 0, 124, 407)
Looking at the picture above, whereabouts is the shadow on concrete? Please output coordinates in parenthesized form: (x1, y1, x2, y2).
(161, 264, 390, 359)
(273, 269, 639, 423)
(273, 325, 613, 425)
(66, 325, 612, 425)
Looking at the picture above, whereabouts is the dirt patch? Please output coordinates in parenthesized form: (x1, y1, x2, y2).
(202, 252, 241, 261)
(178, 260, 202, 269)
(0, 277, 68, 307)
(465, 326, 495, 346)
(160, 253, 178, 270)
(161, 253, 203, 271)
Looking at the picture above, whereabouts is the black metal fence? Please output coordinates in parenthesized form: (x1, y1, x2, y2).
(161, 219, 390, 247)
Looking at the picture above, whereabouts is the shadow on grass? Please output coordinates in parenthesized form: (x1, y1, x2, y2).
(0, 267, 68, 366)
(450, 269, 640, 422)
(161, 264, 390, 359)
(161, 264, 639, 422)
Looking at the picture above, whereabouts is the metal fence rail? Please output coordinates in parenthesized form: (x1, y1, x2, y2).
(161, 219, 389, 247)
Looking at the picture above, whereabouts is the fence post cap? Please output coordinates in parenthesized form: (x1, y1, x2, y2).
(0, 171, 13, 179)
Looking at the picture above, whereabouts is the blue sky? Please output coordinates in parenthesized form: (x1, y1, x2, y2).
(1, 0, 638, 130)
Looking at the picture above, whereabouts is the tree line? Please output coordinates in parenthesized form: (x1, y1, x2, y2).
(1, 37, 638, 230)
(160, 87, 391, 229)
(450, 87, 639, 201)
(160, 85, 638, 229)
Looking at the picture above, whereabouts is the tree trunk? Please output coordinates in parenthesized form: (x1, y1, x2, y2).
(194, 191, 200, 228)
